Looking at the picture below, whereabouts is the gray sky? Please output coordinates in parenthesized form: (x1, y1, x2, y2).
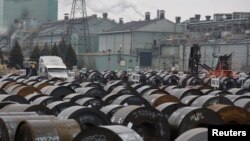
(58, 0, 250, 22)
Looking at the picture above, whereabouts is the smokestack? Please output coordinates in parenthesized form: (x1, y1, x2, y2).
(64, 13, 69, 20)
(195, 14, 201, 21)
(103, 13, 108, 19)
(205, 15, 211, 21)
(160, 10, 165, 19)
(119, 18, 124, 24)
(157, 9, 160, 19)
(175, 16, 181, 23)
(145, 12, 150, 21)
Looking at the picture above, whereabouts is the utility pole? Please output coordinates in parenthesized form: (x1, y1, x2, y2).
(69, 0, 91, 52)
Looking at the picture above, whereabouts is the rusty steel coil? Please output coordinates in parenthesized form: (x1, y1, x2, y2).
(208, 104, 250, 124)
(24, 93, 45, 102)
(100, 105, 124, 119)
(111, 105, 170, 141)
(5, 83, 24, 94)
(73, 125, 143, 141)
(47, 101, 78, 115)
(2, 82, 16, 92)
(168, 107, 223, 140)
(75, 97, 106, 109)
(0, 104, 52, 115)
(41, 86, 75, 99)
(219, 77, 237, 90)
(186, 77, 203, 86)
(0, 95, 29, 104)
(224, 95, 250, 102)
(234, 99, 250, 112)
(207, 90, 231, 96)
(175, 128, 208, 141)
(0, 81, 14, 90)
(227, 88, 247, 95)
(144, 94, 180, 108)
(10, 86, 38, 97)
(111, 95, 151, 107)
(162, 75, 179, 86)
(80, 82, 103, 89)
(156, 102, 186, 118)
(142, 88, 168, 97)
(0, 115, 56, 141)
(181, 95, 200, 105)
(58, 106, 111, 129)
(75, 87, 107, 99)
(15, 119, 81, 141)
(168, 88, 204, 99)
(0, 102, 17, 109)
(191, 95, 233, 107)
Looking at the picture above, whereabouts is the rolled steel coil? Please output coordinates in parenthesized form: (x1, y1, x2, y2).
(208, 104, 250, 124)
(73, 125, 143, 141)
(156, 102, 186, 118)
(144, 94, 180, 108)
(58, 106, 111, 129)
(175, 128, 208, 141)
(191, 95, 233, 107)
(168, 107, 223, 139)
(0, 104, 52, 115)
(112, 95, 151, 107)
(111, 105, 170, 141)
(75, 87, 106, 99)
(15, 119, 81, 141)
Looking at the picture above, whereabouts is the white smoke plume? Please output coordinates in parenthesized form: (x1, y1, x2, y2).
(86, 0, 144, 17)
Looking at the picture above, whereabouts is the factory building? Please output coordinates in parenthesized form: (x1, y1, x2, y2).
(0, 0, 58, 33)
(159, 12, 250, 71)
(98, 11, 185, 68)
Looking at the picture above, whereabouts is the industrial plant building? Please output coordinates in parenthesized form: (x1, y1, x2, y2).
(0, 0, 58, 32)
(1, 0, 250, 72)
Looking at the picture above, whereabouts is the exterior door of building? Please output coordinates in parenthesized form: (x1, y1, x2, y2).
(139, 52, 152, 67)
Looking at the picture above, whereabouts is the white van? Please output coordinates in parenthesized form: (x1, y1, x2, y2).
(39, 56, 68, 79)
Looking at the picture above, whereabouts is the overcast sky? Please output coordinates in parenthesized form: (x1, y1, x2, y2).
(58, 0, 250, 22)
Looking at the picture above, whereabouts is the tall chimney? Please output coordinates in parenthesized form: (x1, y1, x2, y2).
(195, 14, 201, 21)
(103, 13, 108, 19)
(160, 10, 165, 19)
(175, 16, 181, 23)
(64, 13, 69, 20)
(157, 9, 160, 19)
(205, 15, 211, 21)
(119, 18, 124, 24)
(145, 12, 150, 21)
